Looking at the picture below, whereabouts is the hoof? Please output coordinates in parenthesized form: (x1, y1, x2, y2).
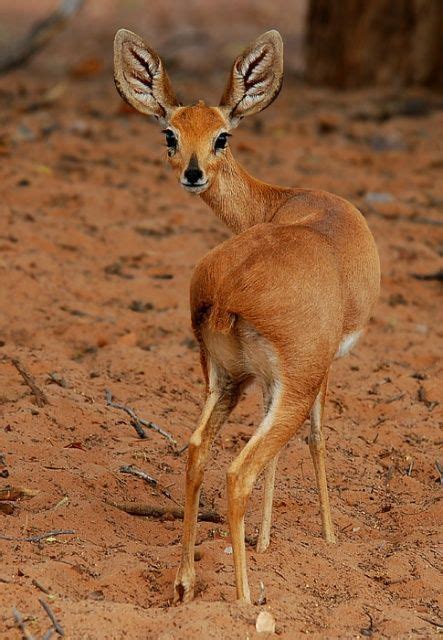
(323, 528, 336, 544)
(173, 574, 195, 604)
(236, 591, 252, 604)
(255, 537, 270, 553)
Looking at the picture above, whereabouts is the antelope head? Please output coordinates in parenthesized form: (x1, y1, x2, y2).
(114, 29, 283, 195)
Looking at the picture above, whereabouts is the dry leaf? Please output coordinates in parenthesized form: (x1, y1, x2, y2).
(64, 442, 85, 450)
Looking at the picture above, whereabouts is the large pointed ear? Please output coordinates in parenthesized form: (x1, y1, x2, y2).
(219, 30, 283, 126)
(114, 29, 180, 124)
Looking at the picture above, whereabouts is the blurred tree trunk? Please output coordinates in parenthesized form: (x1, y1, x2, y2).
(306, 0, 443, 89)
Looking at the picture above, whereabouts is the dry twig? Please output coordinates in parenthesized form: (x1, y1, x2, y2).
(120, 464, 179, 505)
(417, 615, 443, 629)
(369, 210, 443, 228)
(12, 608, 35, 640)
(256, 580, 267, 605)
(0, 486, 38, 501)
(360, 610, 376, 637)
(39, 599, 64, 637)
(105, 389, 176, 443)
(435, 461, 443, 485)
(11, 358, 48, 407)
(385, 391, 405, 404)
(411, 269, 443, 282)
(0, 529, 74, 543)
(176, 443, 189, 456)
(0, 0, 84, 75)
(32, 579, 50, 594)
(106, 500, 222, 523)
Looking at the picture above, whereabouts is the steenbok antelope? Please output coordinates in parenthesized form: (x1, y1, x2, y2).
(114, 29, 380, 603)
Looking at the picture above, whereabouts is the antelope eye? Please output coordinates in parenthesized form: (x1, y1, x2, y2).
(214, 132, 230, 151)
(162, 129, 177, 154)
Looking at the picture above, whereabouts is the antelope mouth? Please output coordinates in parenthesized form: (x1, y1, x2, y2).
(180, 180, 209, 194)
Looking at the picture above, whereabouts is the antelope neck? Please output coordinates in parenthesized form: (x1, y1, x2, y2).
(200, 150, 293, 234)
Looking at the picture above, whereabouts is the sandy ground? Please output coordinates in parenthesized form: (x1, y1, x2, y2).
(0, 1, 442, 638)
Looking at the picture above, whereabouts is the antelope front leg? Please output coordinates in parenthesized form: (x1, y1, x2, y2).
(174, 386, 238, 603)
(308, 373, 336, 543)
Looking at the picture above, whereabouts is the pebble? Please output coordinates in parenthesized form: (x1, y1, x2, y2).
(256, 611, 276, 634)
(364, 192, 395, 204)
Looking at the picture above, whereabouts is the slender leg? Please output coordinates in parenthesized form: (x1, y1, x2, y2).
(174, 379, 240, 603)
(308, 372, 336, 543)
(227, 390, 314, 602)
(256, 454, 279, 553)
(256, 385, 278, 553)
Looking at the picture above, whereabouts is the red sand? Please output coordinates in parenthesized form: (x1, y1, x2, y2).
(0, 2, 442, 638)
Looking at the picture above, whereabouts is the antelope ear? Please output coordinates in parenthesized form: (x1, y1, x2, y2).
(219, 30, 283, 126)
(114, 29, 179, 124)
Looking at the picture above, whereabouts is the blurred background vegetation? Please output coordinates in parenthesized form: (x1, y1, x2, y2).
(0, 0, 441, 93)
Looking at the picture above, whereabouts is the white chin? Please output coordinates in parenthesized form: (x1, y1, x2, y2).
(181, 182, 209, 195)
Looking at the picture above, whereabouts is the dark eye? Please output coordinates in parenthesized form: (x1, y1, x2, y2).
(162, 129, 177, 155)
(214, 132, 230, 151)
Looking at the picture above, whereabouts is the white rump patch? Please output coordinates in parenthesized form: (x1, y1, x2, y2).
(335, 331, 362, 359)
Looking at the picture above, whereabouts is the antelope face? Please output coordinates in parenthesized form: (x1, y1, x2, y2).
(164, 104, 230, 194)
(114, 28, 283, 196)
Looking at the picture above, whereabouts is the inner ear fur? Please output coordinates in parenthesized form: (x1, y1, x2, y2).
(114, 29, 179, 122)
(219, 30, 283, 124)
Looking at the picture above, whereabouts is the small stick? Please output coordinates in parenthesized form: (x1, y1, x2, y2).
(48, 372, 68, 388)
(256, 580, 267, 605)
(11, 358, 48, 407)
(435, 461, 443, 485)
(105, 390, 146, 439)
(385, 392, 405, 404)
(406, 460, 414, 476)
(32, 578, 50, 594)
(360, 610, 375, 637)
(106, 500, 222, 523)
(105, 389, 176, 443)
(0, 0, 84, 75)
(274, 567, 287, 581)
(0, 486, 38, 501)
(176, 443, 189, 456)
(39, 599, 64, 636)
(411, 269, 443, 282)
(0, 529, 74, 543)
(120, 464, 179, 505)
(417, 615, 443, 629)
(12, 608, 35, 640)
(42, 630, 55, 640)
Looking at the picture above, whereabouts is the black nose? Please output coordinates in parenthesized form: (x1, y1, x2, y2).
(184, 167, 203, 184)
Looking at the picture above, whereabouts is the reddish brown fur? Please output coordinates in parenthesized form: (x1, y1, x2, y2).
(114, 28, 380, 605)
(193, 186, 379, 340)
